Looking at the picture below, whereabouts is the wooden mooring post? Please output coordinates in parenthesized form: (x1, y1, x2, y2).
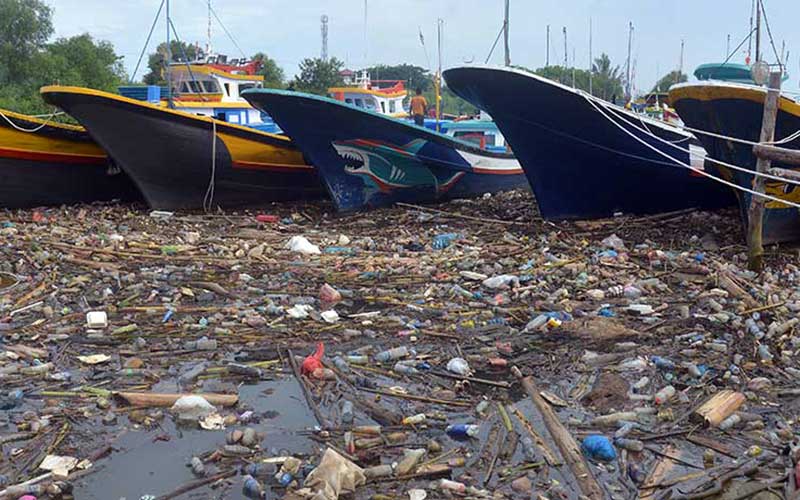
(748, 70, 783, 272)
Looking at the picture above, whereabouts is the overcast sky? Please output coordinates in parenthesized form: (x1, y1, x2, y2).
(48, 0, 798, 91)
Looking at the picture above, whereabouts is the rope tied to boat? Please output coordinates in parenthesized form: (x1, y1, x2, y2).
(203, 119, 218, 213)
(582, 91, 800, 211)
(0, 108, 63, 133)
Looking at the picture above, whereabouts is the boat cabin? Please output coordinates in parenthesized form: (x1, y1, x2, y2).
(445, 119, 509, 153)
(328, 70, 408, 118)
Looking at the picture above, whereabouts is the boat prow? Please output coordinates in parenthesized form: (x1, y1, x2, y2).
(242, 89, 527, 211)
(41, 86, 322, 210)
(0, 107, 139, 208)
(443, 65, 736, 220)
(670, 81, 800, 243)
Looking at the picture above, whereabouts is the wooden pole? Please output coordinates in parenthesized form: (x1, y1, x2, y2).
(503, 0, 510, 66)
(754, 144, 800, 166)
(511, 367, 604, 498)
(748, 70, 783, 272)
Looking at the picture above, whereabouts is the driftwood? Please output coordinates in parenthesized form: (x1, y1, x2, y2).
(754, 144, 800, 167)
(115, 391, 238, 407)
(692, 390, 745, 427)
(511, 366, 604, 499)
(154, 468, 236, 500)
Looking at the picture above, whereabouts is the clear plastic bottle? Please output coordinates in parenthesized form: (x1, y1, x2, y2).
(376, 346, 409, 362)
(341, 400, 354, 425)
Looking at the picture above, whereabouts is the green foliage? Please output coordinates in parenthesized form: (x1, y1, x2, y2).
(518, 53, 625, 103)
(143, 41, 198, 85)
(252, 52, 285, 88)
(0, 0, 52, 84)
(292, 57, 345, 95)
(652, 70, 688, 93)
(366, 64, 431, 92)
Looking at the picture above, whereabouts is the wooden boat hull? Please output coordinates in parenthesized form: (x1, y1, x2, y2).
(242, 89, 527, 212)
(0, 109, 139, 208)
(41, 86, 323, 210)
(671, 82, 800, 243)
(443, 66, 736, 220)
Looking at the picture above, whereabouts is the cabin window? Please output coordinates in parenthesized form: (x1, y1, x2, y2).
(345, 98, 353, 104)
(483, 133, 497, 147)
(389, 100, 396, 113)
(380, 102, 386, 113)
(454, 131, 485, 146)
(202, 80, 220, 93)
(354, 98, 364, 108)
(216, 112, 226, 121)
(188, 81, 203, 93)
(364, 99, 376, 110)
(224, 83, 231, 96)
(180, 82, 191, 93)
(229, 114, 240, 124)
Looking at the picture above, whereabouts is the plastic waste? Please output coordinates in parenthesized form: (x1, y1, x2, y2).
(228, 363, 262, 378)
(301, 343, 325, 375)
(190, 456, 206, 477)
(482, 274, 519, 289)
(396, 448, 426, 476)
(581, 435, 617, 461)
(402, 413, 427, 425)
(341, 400, 354, 425)
(375, 346, 409, 362)
(320, 284, 342, 303)
(242, 475, 265, 499)
(614, 437, 644, 452)
(432, 233, 460, 250)
(296, 448, 365, 500)
(445, 424, 479, 439)
(654, 385, 676, 405)
(86, 311, 108, 329)
(719, 414, 741, 430)
(171, 395, 216, 420)
(446, 357, 470, 376)
(285, 236, 321, 255)
(363, 464, 394, 479)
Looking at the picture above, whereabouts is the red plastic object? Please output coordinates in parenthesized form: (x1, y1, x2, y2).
(256, 214, 279, 223)
(301, 342, 325, 375)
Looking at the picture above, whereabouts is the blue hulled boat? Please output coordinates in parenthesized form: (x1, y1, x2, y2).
(671, 81, 800, 243)
(242, 89, 527, 211)
(443, 66, 736, 220)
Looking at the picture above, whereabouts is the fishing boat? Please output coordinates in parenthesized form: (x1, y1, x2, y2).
(443, 66, 735, 220)
(670, 81, 800, 243)
(41, 56, 324, 211)
(0, 108, 139, 208)
(242, 89, 526, 211)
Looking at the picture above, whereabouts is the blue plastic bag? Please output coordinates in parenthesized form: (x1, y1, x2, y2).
(581, 435, 617, 462)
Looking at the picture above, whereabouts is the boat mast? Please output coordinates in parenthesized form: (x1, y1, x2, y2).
(436, 18, 443, 132)
(625, 21, 633, 102)
(503, 0, 510, 66)
(207, 0, 212, 56)
(166, 0, 172, 108)
(563, 27, 567, 68)
(755, 0, 761, 62)
(589, 17, 593, 95)
(677, 39, 684, 83)
(546, 25, 550, 66)
(363, 0, 368, 65)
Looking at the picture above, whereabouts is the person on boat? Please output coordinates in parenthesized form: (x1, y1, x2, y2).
(410, 88, 428, 126)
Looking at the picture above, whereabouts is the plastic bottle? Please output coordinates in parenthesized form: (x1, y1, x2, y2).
(719, 414, 741, 430)
(614, 438, 644, 452)
(364, 464, 394, 479)
(228, 363, 262, 378)
(341, 400, 354, 425)
(432, 233, 460, 250)
(445, 424, 480, 439)
(396, 448, 426, 476)
(393, 362, 419, 375)
(402, 413, 427, 425)
(243, 463, 276, 478)
(332, 356, 351, 373)
(190, 456, 206, 477)
(654, 385, 676, 405)
(651, 356, 675, 371)
(437, 479, 467, 494)
(178, 362, 207, 386)
(581, 435, 617, 461)
(346, 355, 369, 365)
(524, 314, 549, 332)
(520, 437, 537, 461)
(758, 344, 774, 362)
(376, 346, 409, 362)
(242, 475, 265, 498)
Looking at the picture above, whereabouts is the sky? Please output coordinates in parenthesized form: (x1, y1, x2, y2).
(48, 0, 799, 92)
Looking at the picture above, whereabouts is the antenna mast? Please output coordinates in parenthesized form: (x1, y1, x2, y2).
(625, 21, 633, 101)
(563, 26, 567, 68)
(166, 0, 172, 108)
(589, 17, 593, 94)
(546, 25, 550, 66)
(321, 15, 329, 60)
(755, 0, 761, 62)
(503, 0, 510, 66)
(363, 0, 368, 64)
(207, 0, 212, 55)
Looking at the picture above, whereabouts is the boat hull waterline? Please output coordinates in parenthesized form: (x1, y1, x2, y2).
(671, 82, 800, 244)
(41, 86, 323, 210)
(242, 89, 527, 212)
(0, 109, 139, 208)
(443, 66, 736, 220)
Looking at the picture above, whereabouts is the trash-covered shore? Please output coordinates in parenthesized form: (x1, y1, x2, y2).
(1, 190, 799, 500)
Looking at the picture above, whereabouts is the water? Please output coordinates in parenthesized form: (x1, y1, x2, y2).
(73, 378, 318, 499)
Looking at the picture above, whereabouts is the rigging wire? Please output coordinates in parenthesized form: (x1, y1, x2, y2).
(757, 0, 784, 68)
(168, 19, 209, 102)
(131, 0, 166, 83)
(203, 0, 247, 59)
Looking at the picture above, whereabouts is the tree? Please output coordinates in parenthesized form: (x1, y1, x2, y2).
(0, 0, 53, 84)
(142, 41, 198, 85)
(252, 52, 284, 88)
(652, 70, 688, 93)
(591, 53, 624, 102)
(366, 64, 432, 92)
(39, 34, 126, 90)
(292, 57, 344, 95)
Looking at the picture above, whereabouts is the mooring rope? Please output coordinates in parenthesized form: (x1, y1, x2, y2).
(203, 119, 218, 212)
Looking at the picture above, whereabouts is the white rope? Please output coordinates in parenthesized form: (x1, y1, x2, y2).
(589, 95, 800, 188)
(203, 119, 217, 212)
(584, 93, 800, 210)
(0, 108, 59, 133)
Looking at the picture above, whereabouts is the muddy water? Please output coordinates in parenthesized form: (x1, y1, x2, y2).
(73, 378, 318, 499)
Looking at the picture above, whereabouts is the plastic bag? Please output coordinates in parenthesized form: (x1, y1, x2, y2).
(286, 236, 321, 255)
(297, 448, 366, 500)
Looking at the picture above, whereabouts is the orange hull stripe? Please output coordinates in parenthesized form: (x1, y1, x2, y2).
(232, 160, 314, 172)
(0, 146, 107, 165)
